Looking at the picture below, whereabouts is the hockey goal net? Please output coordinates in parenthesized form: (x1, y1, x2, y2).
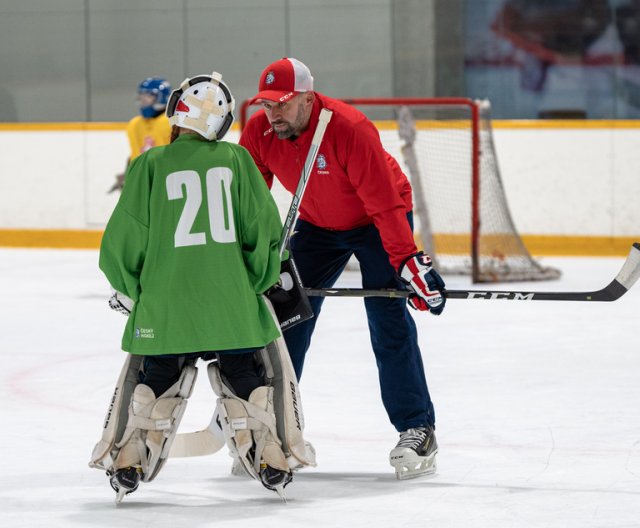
(239, 97, 560, 283)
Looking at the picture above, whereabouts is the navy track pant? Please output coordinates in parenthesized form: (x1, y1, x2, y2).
(285, 216, 435, 431)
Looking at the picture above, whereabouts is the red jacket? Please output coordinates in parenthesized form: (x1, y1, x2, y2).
(239, 92, 417, 269)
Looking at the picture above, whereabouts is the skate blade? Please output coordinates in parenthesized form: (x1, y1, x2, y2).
(115, 488, 128, 504)
(391, 450, 437, 480)
(273, 484, 287, 503)
(394, 462, 437, 480)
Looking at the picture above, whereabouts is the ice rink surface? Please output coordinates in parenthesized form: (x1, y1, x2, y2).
(0, 248, 639, 528)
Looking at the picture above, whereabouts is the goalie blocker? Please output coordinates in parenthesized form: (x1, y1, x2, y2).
(265, 256, 314, 331)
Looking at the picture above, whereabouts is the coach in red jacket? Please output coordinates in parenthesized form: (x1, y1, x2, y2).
(239, 57, 446, 479)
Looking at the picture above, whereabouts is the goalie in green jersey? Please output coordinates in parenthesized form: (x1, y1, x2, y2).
(90, 72, 315, 503)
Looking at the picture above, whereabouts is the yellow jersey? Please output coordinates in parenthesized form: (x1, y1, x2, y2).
(126, 114, 172, 160)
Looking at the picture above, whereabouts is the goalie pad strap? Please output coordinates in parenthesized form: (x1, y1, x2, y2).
(219, 397, 280, 440)
(123, 409, 180, 433)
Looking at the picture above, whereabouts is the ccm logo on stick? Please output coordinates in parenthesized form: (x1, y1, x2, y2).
(466, 291, 535, 300)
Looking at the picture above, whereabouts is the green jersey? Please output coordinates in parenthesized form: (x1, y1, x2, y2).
(99, 134, 283, 355)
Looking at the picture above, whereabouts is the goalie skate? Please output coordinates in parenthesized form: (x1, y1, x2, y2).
(389, 426, 438, 480)
(108, 466, 142, 504)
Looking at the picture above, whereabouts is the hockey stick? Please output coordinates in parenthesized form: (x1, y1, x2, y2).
(279, 108, 333, 256)
(305, 242, 640, 302)
(169, 411, 226, 458)
(267, 108, 333, 331)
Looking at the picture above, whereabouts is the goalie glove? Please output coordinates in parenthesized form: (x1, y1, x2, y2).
(108, 291, 134, 316)
(398, 252, 446, 315)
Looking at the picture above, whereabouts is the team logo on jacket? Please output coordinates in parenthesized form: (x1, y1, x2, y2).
(316, 154, 329, 174)
(265, 71, 275, 85)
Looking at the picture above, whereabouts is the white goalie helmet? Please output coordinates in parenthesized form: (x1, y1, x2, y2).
(166, 71, 235, 140)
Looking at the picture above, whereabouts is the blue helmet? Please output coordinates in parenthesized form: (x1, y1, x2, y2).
(137, 77, 171, 118)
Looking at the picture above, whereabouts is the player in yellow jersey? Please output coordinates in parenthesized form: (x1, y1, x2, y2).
(108, 77, 172, 193)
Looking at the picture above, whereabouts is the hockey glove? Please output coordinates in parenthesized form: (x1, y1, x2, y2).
(108, 291, 134, 316)
(398, 252, 446, 315)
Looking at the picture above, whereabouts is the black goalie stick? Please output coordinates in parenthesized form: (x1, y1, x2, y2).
(266, 109, 333, 330)
(305, 242, 640, 302)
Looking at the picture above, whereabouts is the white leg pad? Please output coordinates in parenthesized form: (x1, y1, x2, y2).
(261, 296, 317, 469)
(114, 383, 156, 470)
(216, 397, 254, 460)
(248, 386, 289, 472)
(101, 362, 197, 482)
(209, 362, 289, 477)
(89, 354, 144, 471)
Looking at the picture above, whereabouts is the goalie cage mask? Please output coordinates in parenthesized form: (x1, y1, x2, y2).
(166, 71, 235, 141)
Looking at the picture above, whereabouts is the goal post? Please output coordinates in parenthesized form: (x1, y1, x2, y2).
(239, 97, 560, 284)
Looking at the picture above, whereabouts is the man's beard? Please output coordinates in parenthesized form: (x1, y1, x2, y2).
(274, 124, 296, 140)
(273, 103, 306, 139)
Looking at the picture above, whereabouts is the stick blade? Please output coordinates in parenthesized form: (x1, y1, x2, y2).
(169, 412, 226, 458)
(615, 242, 640, 292)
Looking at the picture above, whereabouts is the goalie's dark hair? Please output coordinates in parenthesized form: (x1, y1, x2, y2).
(170, 125, 180, 144)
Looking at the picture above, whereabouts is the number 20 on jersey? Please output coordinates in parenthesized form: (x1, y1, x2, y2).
(166, 167, 236, 247)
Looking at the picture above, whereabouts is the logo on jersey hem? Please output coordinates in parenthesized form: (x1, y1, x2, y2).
(135, 327, 155, 339)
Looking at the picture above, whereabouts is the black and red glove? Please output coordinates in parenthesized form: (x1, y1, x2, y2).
(398, 252, 446, 315)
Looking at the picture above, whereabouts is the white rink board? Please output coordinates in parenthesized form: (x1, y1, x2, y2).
(1, 125, 639, 238)
(492, 127, 640, 236)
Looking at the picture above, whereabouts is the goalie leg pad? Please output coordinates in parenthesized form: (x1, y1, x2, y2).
(89, 353, 144, 471)
(248, 385, 289, 473)
(215, 396, 254, 461)
(208, 362, 289, 478)
(261, 296, 317, 470)
(108, 360, 197, 482)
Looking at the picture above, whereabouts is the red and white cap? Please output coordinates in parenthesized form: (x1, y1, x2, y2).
(250, 57, 314, 103)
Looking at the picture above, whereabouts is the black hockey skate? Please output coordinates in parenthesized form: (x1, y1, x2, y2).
(389, 425, 438, 480)
(260, 463, 292, 500)
(108, 466, 142, 503)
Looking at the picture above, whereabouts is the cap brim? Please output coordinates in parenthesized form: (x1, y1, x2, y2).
(249, 90, 298, 104)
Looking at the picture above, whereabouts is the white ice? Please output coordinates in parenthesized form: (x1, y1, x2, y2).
(1, 248, 639, 528)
